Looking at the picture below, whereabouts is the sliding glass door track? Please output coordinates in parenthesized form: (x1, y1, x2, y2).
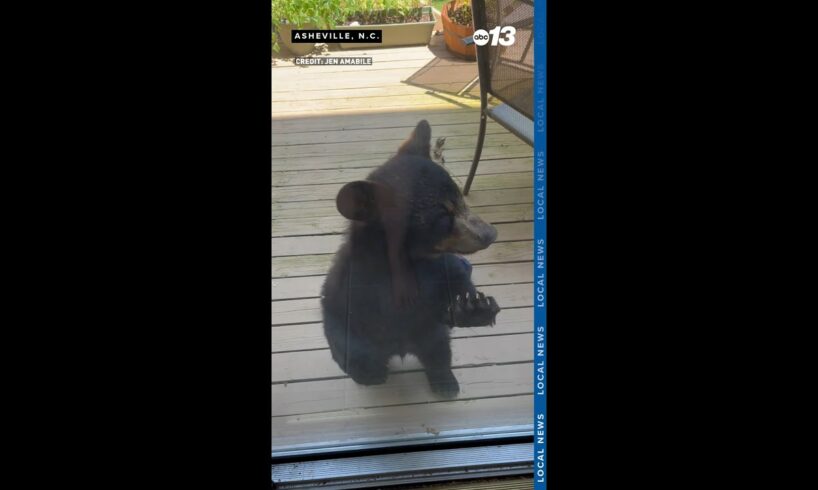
(272, 425, 534, 489)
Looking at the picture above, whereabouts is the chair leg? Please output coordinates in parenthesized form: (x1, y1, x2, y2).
(457, 75, 481, 97)
(463, 112, 488, 196)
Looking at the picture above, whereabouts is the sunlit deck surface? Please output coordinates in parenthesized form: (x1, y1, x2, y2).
(272, 35, 534, 451)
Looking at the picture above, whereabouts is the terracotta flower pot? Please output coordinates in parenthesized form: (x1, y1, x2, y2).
(441, 1, 476, 60)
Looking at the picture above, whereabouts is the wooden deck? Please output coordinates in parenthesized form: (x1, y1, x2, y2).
(272, 36, 534, 451)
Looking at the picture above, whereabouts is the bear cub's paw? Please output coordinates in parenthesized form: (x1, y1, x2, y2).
(427, 369, 460, 399)
(450, 292, 501, 327)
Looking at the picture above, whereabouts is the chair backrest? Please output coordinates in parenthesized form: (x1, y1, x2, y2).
(471, 0, 534, 119)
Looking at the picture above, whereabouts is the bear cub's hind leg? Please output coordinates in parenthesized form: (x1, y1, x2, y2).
(415, 333, 460, 399)
(327, 332, 391, 386)
(346, 349, 390, 386)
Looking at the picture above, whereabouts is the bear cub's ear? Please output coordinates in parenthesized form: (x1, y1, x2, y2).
(396, 120, 432, 158)
(336, 181, 380, 222)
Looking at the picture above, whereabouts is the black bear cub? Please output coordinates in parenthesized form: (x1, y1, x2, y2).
(321, 120, 501, 398)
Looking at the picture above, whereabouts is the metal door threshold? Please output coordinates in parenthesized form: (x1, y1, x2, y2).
(272, 425, 533, 459)
(272, 442, 533, 489)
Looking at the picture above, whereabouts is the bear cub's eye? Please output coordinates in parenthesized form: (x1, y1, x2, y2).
(432, 212, 454, 235)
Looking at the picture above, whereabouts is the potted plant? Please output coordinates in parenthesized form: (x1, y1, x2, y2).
(272, 0, 351, 56)
(337, 0, 437, 49)
(440, 0, 476, 60)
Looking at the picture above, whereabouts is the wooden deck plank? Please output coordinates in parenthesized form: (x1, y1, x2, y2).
(272, 172, 531, 202)
(272, 282, 532, 326)
(271, 131, 521, 159)
(272, 101, 486, 119)
(272, 262, 532, 301)
(272, 189, 535, 220)
(271, 64, 437, 84)
(453, 172, 531, 190)
(271, 203, 532, 238)
(272, 84, 448, 102)
(271, 307, 533, 353)
(272, 158, 530, 188)
(271, 64, 442, 82)
(271, 147, 532, 172)
(271, 108, 484, 133)
(272, 93, 481, 115)
(270, 222, 533, 256)
(271, 103, 483, 118)
(272, 121, 502, 146)
(271, 394, 533, 449)
(271, 221, 532, 255)
(273, 76, 481, 93)
(270, 222, 533, 257)
(271, 332, 533, 383)
(273, 199, 532, 220)
(462, 188, 535, 207)
(271, 234, 342, 259)
(271, 130, 515, 155)
(273, 238, 532, 278)
(272, 362, 532, 416)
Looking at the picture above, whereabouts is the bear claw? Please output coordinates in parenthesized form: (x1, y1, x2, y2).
(449, 291, 501, 327)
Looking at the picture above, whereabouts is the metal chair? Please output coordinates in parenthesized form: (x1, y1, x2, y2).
(462, 0, 535, 195)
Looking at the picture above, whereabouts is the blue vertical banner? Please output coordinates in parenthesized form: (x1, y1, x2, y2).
(533, 0, 547, 488)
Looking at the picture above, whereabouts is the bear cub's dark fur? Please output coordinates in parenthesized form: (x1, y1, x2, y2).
(321, 120, 500, 398)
